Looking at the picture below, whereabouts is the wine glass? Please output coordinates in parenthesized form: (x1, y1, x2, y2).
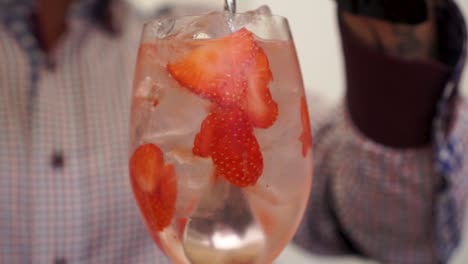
(129, 3, 313, 264)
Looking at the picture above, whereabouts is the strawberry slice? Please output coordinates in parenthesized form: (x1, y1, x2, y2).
(193, 106, 252, 155)
(177, 217, 189, 239)
(130, 144, 164, 192)
(156, 164, 178, 230)
(193, 107, 263, 187)
(193, 111, 218, 157)
(130, 144, 178, 233)
(299, 96, 312, 157)
(167, 28, 278, 128)
(242, 48, 278, 128)
(213, 129, 263, 187)
(169, 28, 279, 187)
(167, 28, 257, 106)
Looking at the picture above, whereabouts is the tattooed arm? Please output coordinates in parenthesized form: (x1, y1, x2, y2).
(340, 1, 439, 61)
(337, 0, 451, 148)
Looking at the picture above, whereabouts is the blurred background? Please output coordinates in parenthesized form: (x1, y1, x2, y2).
(129, 0, 468, 102)
(127, 0, 468, 263)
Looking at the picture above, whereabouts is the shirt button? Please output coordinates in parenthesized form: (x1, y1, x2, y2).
(45, 57, 57, 72)
(54, 258, 67, 264)
(51, 150, 65, 169)
(46, 58, 56, 71)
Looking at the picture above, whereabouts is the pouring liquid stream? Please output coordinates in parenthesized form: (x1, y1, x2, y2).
(224, 0, 237, 32)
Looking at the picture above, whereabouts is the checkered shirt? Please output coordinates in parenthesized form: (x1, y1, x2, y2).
(0, 0, 171, 263)
(295, 1, 468, 263)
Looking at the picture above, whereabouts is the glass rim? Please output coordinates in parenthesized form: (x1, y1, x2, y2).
(143, 11, 290, 29)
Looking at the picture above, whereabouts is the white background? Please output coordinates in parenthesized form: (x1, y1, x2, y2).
(238, 0, 468, 102)
(128, 0, 468, 263)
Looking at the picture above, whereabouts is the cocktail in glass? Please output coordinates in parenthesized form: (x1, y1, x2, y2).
(129, 4, 313, 264)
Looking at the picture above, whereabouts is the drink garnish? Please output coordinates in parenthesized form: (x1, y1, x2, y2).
(168, 28, 278, 188)
(130, 144, 177, 231)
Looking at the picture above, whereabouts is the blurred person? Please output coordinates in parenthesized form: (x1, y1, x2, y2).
(2, 0, 467, 264)
(295, 0, 468, 263)
(0, 0, 210, 263)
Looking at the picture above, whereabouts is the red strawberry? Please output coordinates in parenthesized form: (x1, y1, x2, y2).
(213, 108, 263, 187)
(242, 48, 278, 128)
(177, 217, 189, 238)
(212, 129, 263, 187)
(299, 96, 312, 157)
(156, 164, 178, 230)
(193, 107, 263, 187)
(193, 106, 251, 155)
(168, 28, 278, 187)
(213, 106, 253, 134)
(130, 144, 164, 192)
(167, 28, 278, 128)
(130, 144, 178, 233)
(167, 28, 256, 106)
(193, 111, 218, 157)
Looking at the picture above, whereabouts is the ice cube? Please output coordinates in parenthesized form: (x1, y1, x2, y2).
(133, 43, 166, 101)
(173, 12, 232, 39)
(143, 16, 175, 40)
(255, 5, 273, 16)
(227, 5, 273, 31)
(135, 76, 157, 99)
(166, 148, 213, 216)
(140, 82, 208, 148)
(169, 6, 275, 40)
(134, 45, 209, 149)
(130, 99, 153, 150)
(166, 148, 213, 191)
(253, 97, 309, 198)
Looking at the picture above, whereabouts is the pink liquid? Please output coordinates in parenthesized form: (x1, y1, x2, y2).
(130, 36, 313, 264)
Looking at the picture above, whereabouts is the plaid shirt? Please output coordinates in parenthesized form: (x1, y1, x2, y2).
(295, 1, 468, 263)
(2, 1, 468, 264)
(0, 1, 171, 263)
